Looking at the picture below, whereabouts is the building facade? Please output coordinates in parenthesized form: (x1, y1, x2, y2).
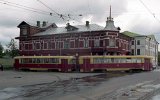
(16, 10, 132, 56)
(15, 10, 158, 67)
(122, 31, 159, 67)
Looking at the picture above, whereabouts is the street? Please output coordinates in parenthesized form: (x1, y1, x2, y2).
(0, 70, 160, 100)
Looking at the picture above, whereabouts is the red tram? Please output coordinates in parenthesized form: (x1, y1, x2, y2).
(14, 56, 76, 72)
(14, 55, 153, 72)
(79, 55, 153, 72)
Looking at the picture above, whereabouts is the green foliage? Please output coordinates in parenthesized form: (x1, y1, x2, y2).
(0, 43, 4, 58)
(6, 39, 19, 58)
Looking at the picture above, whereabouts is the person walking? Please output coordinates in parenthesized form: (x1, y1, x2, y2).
(0, 64, 3, 71)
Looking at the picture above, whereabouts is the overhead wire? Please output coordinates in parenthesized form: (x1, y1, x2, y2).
(0, 0, 53, 15)
(0, 1, 61, 19)
(36, 0, 81, 23)
(139, 0, 160, 24)
(0, 0, 67, 20)
(0, 1, 49, 16)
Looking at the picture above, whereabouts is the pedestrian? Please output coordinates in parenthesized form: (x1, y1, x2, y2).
(0, 64, 3, 71)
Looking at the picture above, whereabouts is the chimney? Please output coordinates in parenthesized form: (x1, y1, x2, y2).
(37, 21, 40, 27)
(67, 23, 70, 26)
(42, 21, 47, 27)
(86, 21, 89, 26)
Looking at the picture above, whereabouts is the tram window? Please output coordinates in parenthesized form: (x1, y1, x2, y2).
(111, 58, 114, 63)
(50, 58, 59, 64)
(22, 58, 29, 64)
(104, 58, 108, 63)
(36, 59, 40, 63)
(100, 58, 104, 63)
(137, 59, 141, 63)
(132, 59, 137, 63)
(114, 58, 120, 63)
(107, 58, 111, 63)
(32, 58, 36, 63)
(93, 58, 102, 64)
(69, 59, 76, 64)
(126, 59, 132, 63)
(44, 58, 49, 63)
(20, 59, 22, 63)
(29, 59, 32, 63)
(121, 58, 126, 63)
(40, 58, 44, 63)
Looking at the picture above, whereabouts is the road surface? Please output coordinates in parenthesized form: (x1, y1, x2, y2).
(0, 70, 160, 100)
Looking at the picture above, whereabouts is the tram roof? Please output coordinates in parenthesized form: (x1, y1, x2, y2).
(79, 55, 153, 59)
(14, 56, 75, 59)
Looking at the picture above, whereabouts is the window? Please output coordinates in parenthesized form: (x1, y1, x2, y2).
(56, 42, 60, 49)
(51, 42, 55, 49)
(84, 39, 89, 48)
(109, 38, 116, 47)
(94, 39, 100, 47)
(137, 40, 140, 45)
(43, 42, 48, 49)
(48, 41, 52, 49)
(93, 58, 103, 64)
(35, 42, 40, 50)
(64, 41, 69, 49)
(119, 41, 121, 47)
(70, 41, 75, 48)
(21, 27, 27, 35)
(137, 49, 140, 55)
(131, 49, 134, 55)
(132, 41, 134, 45)
(24, 44, 29, 50)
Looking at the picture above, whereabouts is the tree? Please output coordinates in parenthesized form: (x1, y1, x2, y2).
(0, 43, 4, 58)
(158, 52, 160, 66)
(6, 39, 19, 58)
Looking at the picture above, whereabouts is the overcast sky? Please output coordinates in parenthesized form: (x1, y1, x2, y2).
(0, 0, 160, 49)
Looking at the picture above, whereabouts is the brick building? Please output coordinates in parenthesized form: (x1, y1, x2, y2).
(16, 9, 132, 56)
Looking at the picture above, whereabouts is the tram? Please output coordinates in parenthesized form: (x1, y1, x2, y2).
(14, 56, 76, 72)
(79, 55, 153, 72)
(14, 55, 153, 72)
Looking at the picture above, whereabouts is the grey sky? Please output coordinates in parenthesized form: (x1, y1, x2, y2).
(0, 0, 160, 49)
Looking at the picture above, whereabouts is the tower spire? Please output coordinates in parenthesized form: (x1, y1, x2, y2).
(107, 5, 113, 21)
(109, 5, 111, 19)
(105, 5, 118, 31)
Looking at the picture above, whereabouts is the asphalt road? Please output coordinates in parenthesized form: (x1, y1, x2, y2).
(1, 70, 160, 100)
(48, 70, 160, 100)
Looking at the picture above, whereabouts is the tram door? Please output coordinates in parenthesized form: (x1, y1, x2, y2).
(83, 58, 90, 72)
(14, 58, 20, 70)
(61, 59, 68, 72)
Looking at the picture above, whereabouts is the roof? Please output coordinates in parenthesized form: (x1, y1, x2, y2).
(79, 55, 153, 59)
(147, 34, 159, 43)
(33, 24, 104, 36)
(18, 21, 57, 28)
(147, 34, 155, 39)
(104, 20, 118, 31)
(121, 31, 140, 37)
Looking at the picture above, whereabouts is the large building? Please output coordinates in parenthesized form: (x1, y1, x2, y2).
(122, 31, 159, 67)
(16, 8, 132, 56)
(15, 8, 158, 67)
